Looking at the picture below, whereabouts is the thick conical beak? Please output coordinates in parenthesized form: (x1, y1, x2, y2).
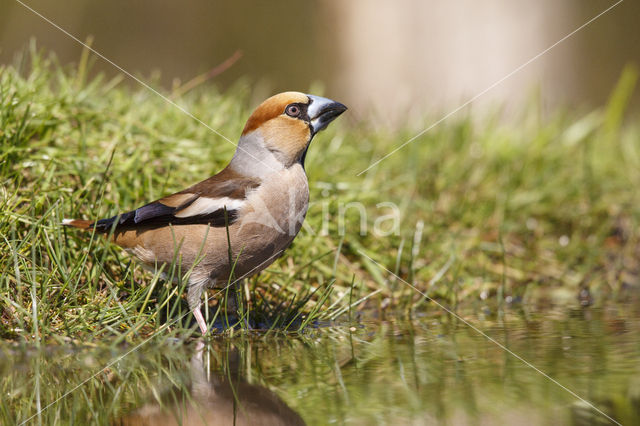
(306, 94, 347, 135)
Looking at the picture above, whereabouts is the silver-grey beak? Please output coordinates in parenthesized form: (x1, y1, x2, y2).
(306, 94, 347, 135)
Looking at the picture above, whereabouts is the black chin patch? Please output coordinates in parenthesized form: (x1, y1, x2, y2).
(299, 145, 310, 168)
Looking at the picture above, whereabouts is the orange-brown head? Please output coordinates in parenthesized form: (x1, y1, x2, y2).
(236, 92, 346, 170)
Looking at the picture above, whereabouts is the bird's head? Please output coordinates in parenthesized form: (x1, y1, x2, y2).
(235, 92, 347, 170)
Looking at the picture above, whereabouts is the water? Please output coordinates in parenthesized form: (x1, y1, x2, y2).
(3, 305, 639, 425)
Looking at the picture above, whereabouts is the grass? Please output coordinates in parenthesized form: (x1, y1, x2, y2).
(1, 43, 640, 342)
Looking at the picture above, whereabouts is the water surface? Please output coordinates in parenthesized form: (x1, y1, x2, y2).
(3, 305, 639, 425)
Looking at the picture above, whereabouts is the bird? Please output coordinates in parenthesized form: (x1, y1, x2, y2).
(63, 92, 347, 334)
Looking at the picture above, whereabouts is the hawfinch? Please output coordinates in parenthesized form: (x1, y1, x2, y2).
(64, 92, 347, 334)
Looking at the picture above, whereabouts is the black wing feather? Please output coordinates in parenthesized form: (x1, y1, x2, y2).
(93, 200, 238, 233)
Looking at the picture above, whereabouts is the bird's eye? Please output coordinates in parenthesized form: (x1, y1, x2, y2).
(285, 104, 301, 117)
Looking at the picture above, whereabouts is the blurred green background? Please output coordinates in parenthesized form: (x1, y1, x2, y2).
(1, 0, 638, 121)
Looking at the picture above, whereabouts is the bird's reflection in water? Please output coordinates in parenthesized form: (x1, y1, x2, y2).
(117, 341, 305, 426)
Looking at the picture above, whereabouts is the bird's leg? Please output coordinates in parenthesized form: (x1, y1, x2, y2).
(193, 307, 208, 335)
(234, 279, 251, 330)
(188, 276, 210, 335)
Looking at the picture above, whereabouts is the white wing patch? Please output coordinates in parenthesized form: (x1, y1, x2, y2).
(174, 196, 245, 218)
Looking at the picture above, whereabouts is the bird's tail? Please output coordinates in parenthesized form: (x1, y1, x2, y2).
(62, 216, 121, 233)
(61, 218, 95, 230)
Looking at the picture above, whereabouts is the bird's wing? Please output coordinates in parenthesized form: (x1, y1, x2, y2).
(93, 169, 260, 232)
